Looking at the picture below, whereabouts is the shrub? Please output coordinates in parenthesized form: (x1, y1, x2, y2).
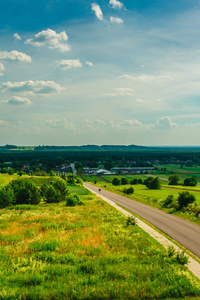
(177, 191, 196, 209)
(126, 216, 136, 226)
(167, 246, 188, 265)
(123, 187, 134, 195)
(121, 177, 129, 185)
(60, 173, 66, 181)
(67, 173, 75, 184)
(183, 177, 197, 187)
(66, 193, 83, 206)
(162, 195, 174, 207)
(112, 178, 120, 186)
(76, 177, 83, 184)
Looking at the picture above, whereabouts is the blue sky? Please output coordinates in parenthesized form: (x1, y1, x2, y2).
(0, 0, 200, 146)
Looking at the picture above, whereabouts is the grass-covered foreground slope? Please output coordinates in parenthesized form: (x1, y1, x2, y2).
(0, 185, 200, 299)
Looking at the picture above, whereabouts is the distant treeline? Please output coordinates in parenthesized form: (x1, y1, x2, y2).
(34, 145, 146, 151)
(0, 149, 200, 167)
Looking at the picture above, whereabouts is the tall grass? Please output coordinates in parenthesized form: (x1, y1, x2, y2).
(0, 179, 199, 299)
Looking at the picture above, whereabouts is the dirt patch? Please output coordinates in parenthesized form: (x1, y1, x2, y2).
(97, 176, 111, 183)
(163, 186, 200, 193)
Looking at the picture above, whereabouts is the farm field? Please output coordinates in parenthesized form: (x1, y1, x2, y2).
(84, 175, 200, 225)
(0, 178, 200, 299)
(155, 164, 200, 182)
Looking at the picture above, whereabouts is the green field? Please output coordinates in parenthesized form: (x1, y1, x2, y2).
(0, 180, 200, 299)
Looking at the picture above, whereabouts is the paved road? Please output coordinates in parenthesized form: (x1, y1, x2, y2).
(84, 182, 200, 259)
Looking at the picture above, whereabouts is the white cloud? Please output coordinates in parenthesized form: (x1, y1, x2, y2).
(110, 17, 123, 24)
(85, 61, 94, 67)
(2, 96, 31, 106)
(13, 33, 21, 40)
(119, 74, 136, 80)
(0, 80, 63, 95)
(91, 3, 103, 21)
(116, 88, 134, 92)
(102, 87, 134, 97)
(154, 117, 177, 130)
(136, 98, 146, 103)
(57, 59, 82, 70)
(0, 63, 5, 76)
(0, 51, 31, 63)
(45, 118, 75, 130)
(26, 29, 70, 52)
(119, 74, 173, 81)
(109, 0, 124, 9)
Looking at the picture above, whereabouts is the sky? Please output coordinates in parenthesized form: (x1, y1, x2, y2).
(0, 0, 200, 146)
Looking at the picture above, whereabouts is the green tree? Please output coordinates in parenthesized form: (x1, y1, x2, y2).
(112, 177, 120, 186)
(145, 177, 160, 189)
(183, 177, 197, 187)
(177, 191, 196, 209)
(67, 173, 75, 184)
(8, 168, 14, 175)
(45, 185, 62, 203)
(49, 170, 55, 177)
(121, 177, 129, 185)
(168, 175, 180, 185)
(130, 178, 138, 185)
(52, 179, 68, 201)
(0, 187, 14, 208)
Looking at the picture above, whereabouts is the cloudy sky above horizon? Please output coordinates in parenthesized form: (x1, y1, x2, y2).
(0, 0, 200, 146)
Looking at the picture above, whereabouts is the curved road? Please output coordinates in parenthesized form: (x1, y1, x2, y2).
(84, 183, 200, 259)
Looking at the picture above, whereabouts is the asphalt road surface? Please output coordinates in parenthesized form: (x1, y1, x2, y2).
(84, 183, 200, 259)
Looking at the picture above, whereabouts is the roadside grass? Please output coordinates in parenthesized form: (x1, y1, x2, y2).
(0, 183, 200, 299)
(86, 178, 200, 225)
(0, 174, 18, 188)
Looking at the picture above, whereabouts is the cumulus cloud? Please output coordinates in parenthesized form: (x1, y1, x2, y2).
(45, 118, 75, 130)
(85, 61, 94, 67)
(0, 63, 5, 76)
(85, 119, 151, 130)
(91, 3, 103, 21)
(57, 59, 82, 70)
(0, 51, 31, 63)
(85, 118, 177, 131)
(110, 16, 123, 23)
(0, 80, 63, 95)
(26, 29, 70, 52)
(154, 117, 177, 130)
(13, 33, 21, 40)
(109, 0, 124, 9)
(2, 96, 31, 106)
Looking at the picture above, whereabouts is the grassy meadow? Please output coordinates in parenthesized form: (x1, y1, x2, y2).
(0, 176, 200, 299)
